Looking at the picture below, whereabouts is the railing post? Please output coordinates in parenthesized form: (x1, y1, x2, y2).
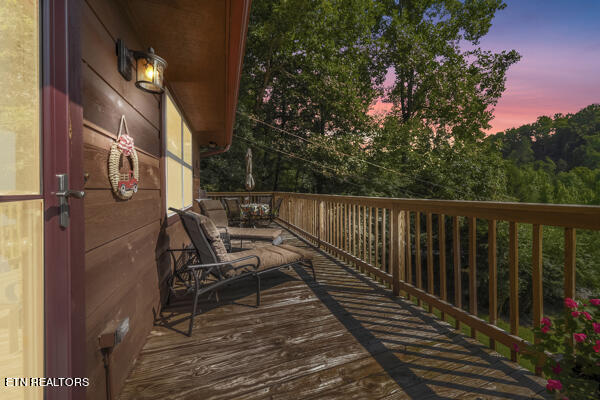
(391, 207, 405, 297)
(318, 200, 325, 248)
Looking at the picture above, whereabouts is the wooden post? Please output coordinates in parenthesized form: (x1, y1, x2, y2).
(405, 211, 412, 302)
(509, 221, 519, 362)
(391, 207, 404, 296)
(427, 213, 434, 313)
(532, 224, 543, 375)
(375, 208, 379, 269)
(564, 227, 576, 300)
(318, 201, 325, 248)
(439, 214, 447, 321)
(453, 216, 461, 330)
(488, 220, 497, 350)
(415, 212, 422, 307)
(468, 217, 477, 338)
(382, 208, 387, 274)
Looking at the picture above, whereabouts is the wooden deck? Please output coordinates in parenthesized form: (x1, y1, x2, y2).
(119, 226, 550, 400)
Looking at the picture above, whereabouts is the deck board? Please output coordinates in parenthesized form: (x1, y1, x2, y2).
(119, 225, 550, 400)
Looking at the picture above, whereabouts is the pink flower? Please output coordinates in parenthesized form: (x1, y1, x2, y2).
(582, 311, 592, 320)
(552, 363, 562, 375)
(571, 311, 580, 317)
(546, 379, 563, 392)
(589, 299, 600, 306)
(573, 333, 587, 343)
(594, 340, 600, 353)
(564, 298, 578, 309)
(541, 325, 551, 334)
(541, 317, 551, 326)
(593, 322, 600, 333)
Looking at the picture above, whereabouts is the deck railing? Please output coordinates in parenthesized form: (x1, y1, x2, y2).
(208, 191, 600, 373)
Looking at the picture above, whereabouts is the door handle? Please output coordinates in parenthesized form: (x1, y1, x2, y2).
(55, 173, 85, 228)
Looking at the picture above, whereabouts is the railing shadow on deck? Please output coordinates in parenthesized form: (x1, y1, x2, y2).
(287, 230, 548, 399)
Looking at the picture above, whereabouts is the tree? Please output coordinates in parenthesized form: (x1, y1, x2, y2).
(379, 0, 521, 142)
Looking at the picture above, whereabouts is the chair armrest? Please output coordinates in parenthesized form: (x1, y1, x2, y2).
(187, 255, 260, 271)
(167, 248, 197, 252)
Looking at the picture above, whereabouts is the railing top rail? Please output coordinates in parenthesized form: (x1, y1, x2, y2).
(208, 191, 600, 230)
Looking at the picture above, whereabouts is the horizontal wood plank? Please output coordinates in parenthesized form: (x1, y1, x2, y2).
(83, 125, 160, 190)
(83, 65, 160, 156)
(82, 2, 160, 128)
(84, 189, 161, 251)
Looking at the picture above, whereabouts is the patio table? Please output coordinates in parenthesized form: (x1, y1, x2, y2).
(240, 203, 270, 227)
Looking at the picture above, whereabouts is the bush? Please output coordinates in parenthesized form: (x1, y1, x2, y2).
(522, 298, 600, 399)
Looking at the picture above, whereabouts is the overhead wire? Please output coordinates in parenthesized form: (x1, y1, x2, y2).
(238, 110, 475, 199)
(235, 133, 418, 198)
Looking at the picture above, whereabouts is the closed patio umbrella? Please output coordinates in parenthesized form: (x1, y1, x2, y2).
(245, 148, 255, 191)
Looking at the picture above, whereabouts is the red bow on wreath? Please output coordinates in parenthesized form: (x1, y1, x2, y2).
(117, 134, 134, 156)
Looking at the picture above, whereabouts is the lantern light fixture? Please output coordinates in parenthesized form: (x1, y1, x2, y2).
(117, 39, 167, 94)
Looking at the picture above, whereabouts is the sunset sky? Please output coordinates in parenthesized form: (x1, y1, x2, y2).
(373, 0, 600, 134)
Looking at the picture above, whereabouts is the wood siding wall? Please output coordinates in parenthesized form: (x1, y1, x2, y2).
(81, 1, 190, 398)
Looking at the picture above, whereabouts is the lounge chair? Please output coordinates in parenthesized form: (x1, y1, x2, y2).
(223, 197, 242, 225)
(197, 199, 283, 247)
(167, 207, 315, 336)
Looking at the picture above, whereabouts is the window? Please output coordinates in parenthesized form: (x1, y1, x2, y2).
(165, 93, 193, 214)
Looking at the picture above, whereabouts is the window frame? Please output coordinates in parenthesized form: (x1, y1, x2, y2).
(163, 90, 193, 218)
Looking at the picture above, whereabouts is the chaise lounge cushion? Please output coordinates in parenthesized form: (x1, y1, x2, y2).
(226, 227, 283, 241)
(223, 244, 312, 271)
(191, 212, 229, 260)
(198, 199, 229, 227)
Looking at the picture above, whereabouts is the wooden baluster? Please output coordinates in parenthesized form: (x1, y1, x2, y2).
(327, 202, 331, 245)
(453, 216, 461, 330)
(352, 204, 356, 257)
(362, 205, 367, 266)
(368, 207, 373, 266)
(439, 214, 447, 321)
(427, 213, 434, 312)
(488, 220, 497, 350)
(469, 217, 477, 339)
(343, 203, 347, 254)
(415, 212, 422, 307)
(334, 203, 338, 248)
(318, 201, 324, 248)
(344, 203, 348, 254)
(391, 208, 405, 297)
(564, 227, 576, 300)
(509, 221, 519, 362)
(382, 208, 387, 274)
(406, 211, 411, 301)
(532, 224, 543, 375)
(338, 203, 342, 250)
(375, 208, 379, 269)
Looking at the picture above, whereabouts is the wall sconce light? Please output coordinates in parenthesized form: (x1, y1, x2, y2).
(117, 39, 167, 94)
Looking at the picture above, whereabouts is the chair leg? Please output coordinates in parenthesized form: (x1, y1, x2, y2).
(188, 293, 199, 337)
(255, 274, 261, 306)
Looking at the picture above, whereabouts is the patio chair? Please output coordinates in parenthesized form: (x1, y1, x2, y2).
(222, 197, 242, 225)
(167, 207, 315, 336)
(197, 199, 283, 247)
(270, 197, 283, 221)
(257, 195, 273, 208)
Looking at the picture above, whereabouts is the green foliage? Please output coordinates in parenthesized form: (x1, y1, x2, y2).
(201, 1, 600, 326)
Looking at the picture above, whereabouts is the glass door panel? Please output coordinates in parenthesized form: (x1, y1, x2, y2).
(0, 0, 40, 195)
(0, 200, 44, 400)
(0, 1, 43, 399)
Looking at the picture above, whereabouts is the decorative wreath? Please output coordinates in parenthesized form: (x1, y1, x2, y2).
(109, 116, 139, 200)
